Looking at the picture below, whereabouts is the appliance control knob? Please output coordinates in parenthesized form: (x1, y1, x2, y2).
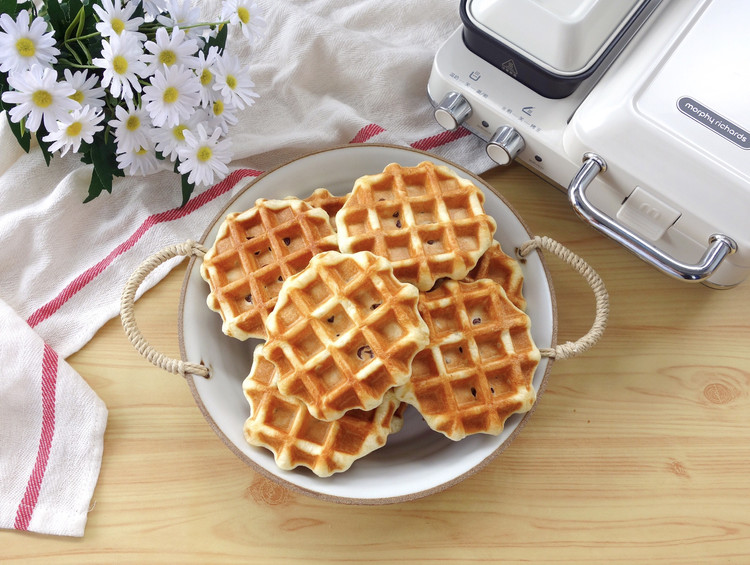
(434, 92, 472, 131)
(486, 126, 525, 166)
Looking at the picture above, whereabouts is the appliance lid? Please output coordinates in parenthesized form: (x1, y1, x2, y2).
(564, 0, 750, 256)
(464, 0, 650, 75)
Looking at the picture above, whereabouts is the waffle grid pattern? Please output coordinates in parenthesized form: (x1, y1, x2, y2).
(464, 240, 527, 311)
(336, 161, 496, 291)
(304, 188, 349, 231)
(263, 251, 429, 421)
(395, 279, 540, 440)
(200, 198, 338, 339)
(243, 345, 404, 477)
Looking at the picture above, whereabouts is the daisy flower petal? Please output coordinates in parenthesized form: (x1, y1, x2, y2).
(142, 64, 201, 127)
(212, 51, 258, 110)
(0, 10, 60, 74)
(109, 100, 153, 153)
(2, 65, 78, 133)
(221, 0, 266, 43)
(93, 0, 146, 41)
(63, 69, 106, 110)
(142, 26, 200, 75)
(43, 105, 105, 157)
(116, 144, 163, 176)
(93, 33, 148, 100)
(177, 123, 232, 187)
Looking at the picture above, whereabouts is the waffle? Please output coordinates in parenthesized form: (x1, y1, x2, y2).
(262, 250, 430, 421)
(243, 345, 405, 477)
(463, 240, 527, 311)
(200, 198, 339, 340)
(394, 279, 540, 441)
(335, 161, 497, 291)
(304, 188, 349, 231)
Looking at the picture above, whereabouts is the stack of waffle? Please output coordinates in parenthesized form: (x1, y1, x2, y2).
(200, 161, 540, 476)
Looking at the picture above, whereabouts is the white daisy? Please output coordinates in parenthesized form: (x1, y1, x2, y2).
(109, 100, 153, 153)
(177, 123, 232, 187)
(116, 144, 163, 176)
(2, 65, 78, 133)
(152, 110, 206, 162)
(157, 0, 207, 44)
(221, 0, 266, 43)
(42, 105, 105, 156)
(142, 26, 199, 75)
(63, 69, 106, 110)
(141, 0, 168, 20)
(142, 64, 201, 127)
(207, 97, 238, 134)
(193, 46, 220, 108)
(93, 0, 146, 41)
(212, 51, 258, 110)
(0, 10, 60, 74)
(93, 32, 148, 99)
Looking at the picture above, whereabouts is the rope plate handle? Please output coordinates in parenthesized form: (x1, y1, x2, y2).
(518, 236, 609, 361)
(120, 240, 210, 379)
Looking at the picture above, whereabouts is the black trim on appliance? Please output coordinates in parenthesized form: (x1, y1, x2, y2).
(459, 0, 661, 99)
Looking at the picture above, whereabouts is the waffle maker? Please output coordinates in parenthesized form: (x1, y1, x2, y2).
(428, 0, 749, 287)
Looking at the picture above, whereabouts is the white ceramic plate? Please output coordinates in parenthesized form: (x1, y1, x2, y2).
(179, 144, 557, 503)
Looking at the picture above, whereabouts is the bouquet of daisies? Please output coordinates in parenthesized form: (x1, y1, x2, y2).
(0, 0, 265, 204)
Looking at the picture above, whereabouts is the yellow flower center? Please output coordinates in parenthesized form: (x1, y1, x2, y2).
(212, 99, 224, 116)
(32, 90, 52, 108)
(200, 68, 213, 86)
(159, 50, 177, 66)
(226, 75, 237, 90)
(113, 55, 129, 75)
(162, 86, 179, 103)
(66, 122, 83, 137)
(237, 7, 250, 24)
(69, 90, 85, 104)
(126, 115, 140, 131)
(173, 125, 187, 141)
(111, 18, 125, 34)
(136, 147, 148, 155)
(16, 37, 35, 57)
(196, 146, 213, 162)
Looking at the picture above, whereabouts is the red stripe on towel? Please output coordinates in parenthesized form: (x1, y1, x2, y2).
(14, 344, 58, 531)
(26, 169, 263, 329)
(349, 124, 385, 144)
(410, 127, 472, 151)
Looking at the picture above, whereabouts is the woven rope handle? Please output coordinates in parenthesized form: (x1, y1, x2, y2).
(518, 236, 609, 361)
(120, 240, 210, 379)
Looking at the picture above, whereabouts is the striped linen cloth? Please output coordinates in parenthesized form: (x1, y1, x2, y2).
(0, 0, 494, 537)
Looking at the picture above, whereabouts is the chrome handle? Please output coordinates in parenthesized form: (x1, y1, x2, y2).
(568, 153, 737, 282)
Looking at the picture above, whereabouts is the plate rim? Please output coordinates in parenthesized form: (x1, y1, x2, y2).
(177, 143, 558, 504)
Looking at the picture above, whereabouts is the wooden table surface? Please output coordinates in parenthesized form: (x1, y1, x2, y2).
(5, 163, 750, 563)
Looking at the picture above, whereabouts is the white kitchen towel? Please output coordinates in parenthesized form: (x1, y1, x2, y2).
(0, 0, 495, 537)
(0, 298, 108, 538)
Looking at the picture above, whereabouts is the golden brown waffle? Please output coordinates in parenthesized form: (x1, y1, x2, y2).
(394, 279, 539, 441)
(243, 345, 405, 477)
(463, 240, 526, 311)
(262, 250, 429, 421)
(304, 188, 349, 231)
(335, 161, 497, 291)
(200, 198, 338, 340)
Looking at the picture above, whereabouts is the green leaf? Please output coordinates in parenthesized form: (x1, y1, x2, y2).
(45, 0, 66, 40)
(206, 23, 228, 51)
(36, 126, 53, 166)
(64, 5, 85, 41)
(0, 0, 18, 17)
(180, 172, 195, 206)
(83, 139, 119, 202)
(6, 114, 31, 153)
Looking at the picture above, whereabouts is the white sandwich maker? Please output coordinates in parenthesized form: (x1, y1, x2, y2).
(428, 0, 749, 287)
